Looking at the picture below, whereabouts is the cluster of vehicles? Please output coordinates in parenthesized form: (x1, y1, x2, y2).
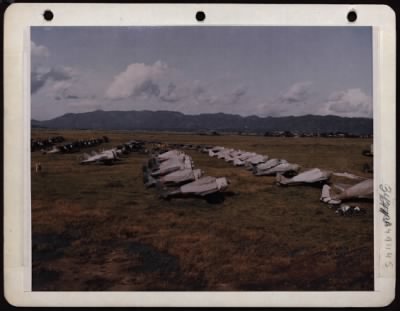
(202, 145, 373, 215)
(32, 135, 146, 165)
(207, 146, 301, 177)
(32, 134, 373, 214)
(143, 149, 228, 200)
(41, 136, 109, 154)
(31, 136, 65, 152)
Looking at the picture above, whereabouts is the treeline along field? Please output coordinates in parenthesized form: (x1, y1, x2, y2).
(31, 129, 374, 291)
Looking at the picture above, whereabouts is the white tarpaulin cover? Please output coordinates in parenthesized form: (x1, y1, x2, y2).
(256, 159, 287, 171)
(233, 158, 245, 166)
(277, 168, 331, 185)
(160, 168, 202, 184)
(157, 149, 182, 161)
(151, 155, 193, 176)
(180, 176, 228, 196)
(320, 178, 373, 204)
(245, 154, 268, 165)
(255, 163, 300, 176)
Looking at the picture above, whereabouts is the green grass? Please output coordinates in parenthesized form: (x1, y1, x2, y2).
(31, 129, 373, 291)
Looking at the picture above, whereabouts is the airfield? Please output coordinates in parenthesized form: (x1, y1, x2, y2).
(31, 129, 374, 291)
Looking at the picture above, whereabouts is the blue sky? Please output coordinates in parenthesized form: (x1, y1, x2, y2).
(31, 26, 372, 120)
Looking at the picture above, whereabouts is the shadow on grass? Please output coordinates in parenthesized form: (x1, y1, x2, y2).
(204, 191, 237, 204)
(160, 191, 237, 205)
(32, 232, 75, 262)
(122, 240, 208, 290)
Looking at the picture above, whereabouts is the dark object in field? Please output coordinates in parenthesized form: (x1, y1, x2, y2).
(362, 144, 373, 157)
(362, 150, 373, 157)
(116, 140, 145, 154)
(31, 136, 65, 152)
(102, 135, 110, 143)
(363, 163, 373, 173)
(42, 137, 109, 154)
(335, 204, 366, 216)
(264, 131, 297, 137)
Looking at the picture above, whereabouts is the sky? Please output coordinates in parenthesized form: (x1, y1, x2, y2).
(31, 26, 372, 120)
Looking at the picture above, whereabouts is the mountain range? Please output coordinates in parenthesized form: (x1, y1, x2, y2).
(31, 110, 373, 135)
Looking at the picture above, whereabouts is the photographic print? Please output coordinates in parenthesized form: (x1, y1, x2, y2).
(30, 25, 375, 292)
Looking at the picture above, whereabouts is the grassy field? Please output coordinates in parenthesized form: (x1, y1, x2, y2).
(31, 129, 374, 291)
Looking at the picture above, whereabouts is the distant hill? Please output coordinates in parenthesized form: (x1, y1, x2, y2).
(31, 110, 373, 135)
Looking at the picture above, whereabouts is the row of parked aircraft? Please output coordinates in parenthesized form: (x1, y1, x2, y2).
(143, 149, 229, 200)
(42, 136, 110, 154)
(31, 136, 65, 152)
(207, 146, 301, 177)
(201, 145, 373, 214)
(80, 140, 146, 165)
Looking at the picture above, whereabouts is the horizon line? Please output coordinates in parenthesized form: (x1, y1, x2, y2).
(32, 109, 374, 122)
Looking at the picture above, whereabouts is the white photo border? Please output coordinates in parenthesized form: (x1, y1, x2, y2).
(4, 3, 396, 307)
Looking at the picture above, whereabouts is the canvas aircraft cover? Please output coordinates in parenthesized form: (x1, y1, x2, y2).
(179, 176, 227, 196)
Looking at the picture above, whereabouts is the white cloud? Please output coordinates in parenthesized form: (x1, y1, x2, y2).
(323, 88, 372, 118)
(31, 41, 50, 58)
(280, 81, 313, 104)
(258, 81, 315, 117)
(105, 61, 168, 100)
(103, 61, 249, 115)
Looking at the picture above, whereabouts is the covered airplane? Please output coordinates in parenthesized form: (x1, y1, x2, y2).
(80, 149, 120, 165)
(320, 178, 373, 204)
(157, 149, 183, 162)
(150, 154, 193, 177)
(254, 162, 300, 176)
(207, 146, 271, 170)
(208, 146, 225, 157)
(244, 154, 268, 170)
(144, 168, 203, 188)
(233, 158, 245, 166)
(144, 148, 229, 200)
(43, 146, 61, 154)
(255, 159, 287, 172)
(159, 176, 229, 199)
(276, 168, 331, 185)
(238, 152, 257, 161)
(116, 140, 146, 154)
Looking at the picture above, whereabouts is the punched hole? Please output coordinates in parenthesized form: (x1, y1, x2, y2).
(347, 10, 357, 23)
(196, 11, 206, 22)
(43, 10, 54, 21)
